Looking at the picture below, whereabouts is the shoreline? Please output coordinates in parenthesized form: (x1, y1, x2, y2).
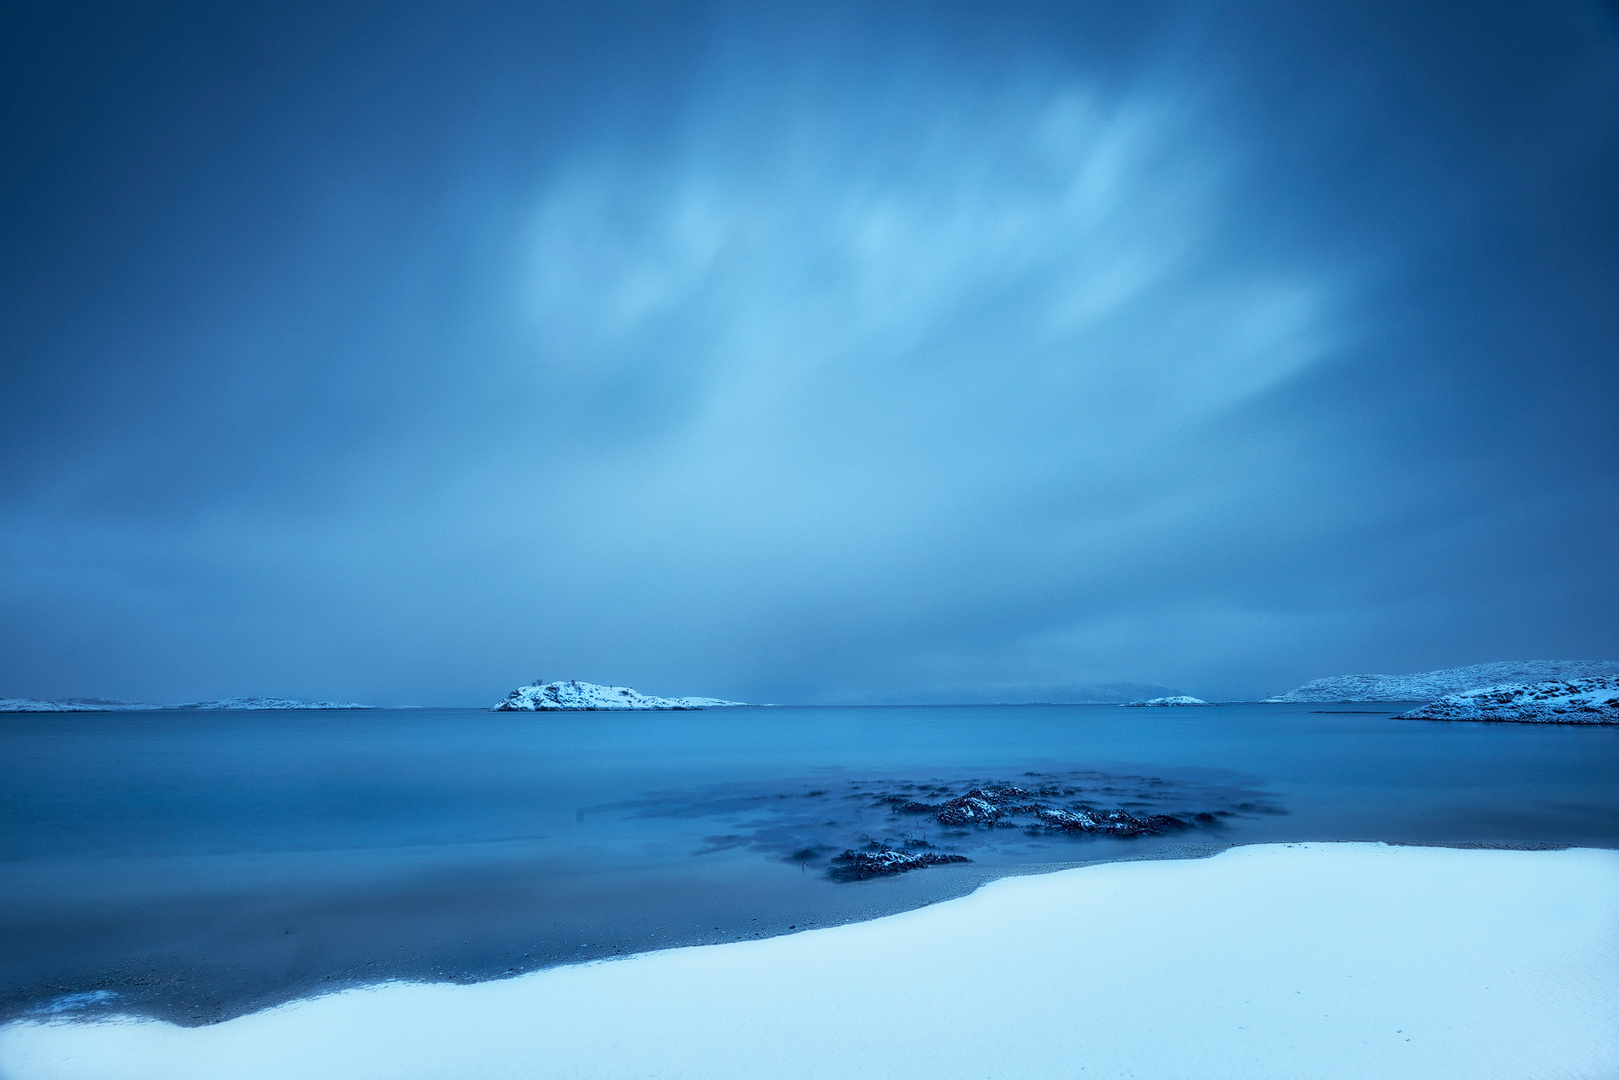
(7, 705, 1614, 1035)
(0, 837, 1591, 1029)
(2, 836, 1585, 1029)
(3, 842, 1614, 1079)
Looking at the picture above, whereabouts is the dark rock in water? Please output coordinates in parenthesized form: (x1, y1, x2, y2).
(934, 786, 1043, 826)
(918, 785, 1185, 836)
(829, 846, 971, 880)
(1036, 806, 1188, 837)
(936, 794, 1003, 826)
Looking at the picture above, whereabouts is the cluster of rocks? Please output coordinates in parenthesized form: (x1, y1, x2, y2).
(624, 771, 1245, 885)
(883, 786, 1194, 837)
(829, 845, 971, 881)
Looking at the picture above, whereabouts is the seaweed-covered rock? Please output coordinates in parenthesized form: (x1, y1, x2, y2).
(889, 784, 1194, 837)
(933, 787, 1044, 826)
(1036, 807, 1188, 836)
(829, 847, 971, 880)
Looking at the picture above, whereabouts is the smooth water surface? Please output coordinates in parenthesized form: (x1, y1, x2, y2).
(3, 704, 1616, 1023)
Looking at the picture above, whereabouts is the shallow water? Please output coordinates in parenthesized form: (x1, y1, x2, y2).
(2, 703, 1615, 1023)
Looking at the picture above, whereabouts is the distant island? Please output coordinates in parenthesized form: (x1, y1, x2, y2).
(1120, 696, 1213, 707)
(1398, 676, 1619, 724)
(0, 696, 372, 712)
(1265, 660, 1619, 702)
(495, 680, 745, 711)
(166, 697, 373, 711)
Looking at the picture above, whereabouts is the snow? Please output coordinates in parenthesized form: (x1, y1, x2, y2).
(1265, 659, 1619, 702)
(494, 679, 744, 711)
(1398, 676, 1619, 724)
(4, 843, 1615, 1080)
(1120, 695, 1213, 706)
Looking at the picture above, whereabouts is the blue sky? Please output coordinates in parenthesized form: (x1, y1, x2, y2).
(2, 1, 1616, 704)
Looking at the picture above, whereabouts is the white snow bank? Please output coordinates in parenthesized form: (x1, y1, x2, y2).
(1266, 659, 1619, 702)
(4, 843, 1615, 1080)
(1399, 676, 1619, 724)
(1120, 695, 1212, 706)
(494, 679, 743, 711)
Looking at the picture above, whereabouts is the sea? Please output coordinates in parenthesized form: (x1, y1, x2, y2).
(3, 703, 1616, 1025)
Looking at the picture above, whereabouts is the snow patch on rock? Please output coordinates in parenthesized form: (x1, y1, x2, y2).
(1398, 677, 1619, 724)
(1266, 660, 1619, 702)
(495, 680, 744, 711)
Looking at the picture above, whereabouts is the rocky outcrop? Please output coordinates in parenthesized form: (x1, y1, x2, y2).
(1398, 677, 1619, 724)
(1267, 661, 1619, 702)
(887, 786, 1191, 837)
(829, 846, 971, 880)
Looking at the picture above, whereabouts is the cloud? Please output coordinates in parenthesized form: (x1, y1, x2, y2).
(0, 3, 1614, 704)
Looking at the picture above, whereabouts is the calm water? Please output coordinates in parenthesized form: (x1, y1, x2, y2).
(3, 703, 1616, 1024)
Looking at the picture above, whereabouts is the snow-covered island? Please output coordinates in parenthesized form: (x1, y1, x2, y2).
(0, 697, 371, 712)
(1397, 676, 1619, 724)
(1265, 660, 1619, 702)
(495, 680, 744, 711)
(1119, 695, 1213, 707)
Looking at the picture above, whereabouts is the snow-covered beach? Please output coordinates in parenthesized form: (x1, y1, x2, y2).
(4, 842, 1614, 1080)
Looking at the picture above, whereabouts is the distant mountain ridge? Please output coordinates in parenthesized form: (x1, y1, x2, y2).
(495, 680, 744, 711)
(0, 696, 371, 712)
(0, 698, 146, 713)
(1267, 661, 1619, 702)
(167, 697, 372, 710)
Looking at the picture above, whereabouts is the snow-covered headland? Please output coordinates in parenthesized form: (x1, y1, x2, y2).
(0, 697, 370, 712)
(1265, 660, 1619, 702)
(3, 843, 1613, 1080)
(495, 680, 744, 711)
(1120, 695, 1213, 707)
(1398, 676, 1619, 724)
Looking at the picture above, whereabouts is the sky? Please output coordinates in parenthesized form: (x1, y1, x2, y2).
(1, 0, 1616, 706)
